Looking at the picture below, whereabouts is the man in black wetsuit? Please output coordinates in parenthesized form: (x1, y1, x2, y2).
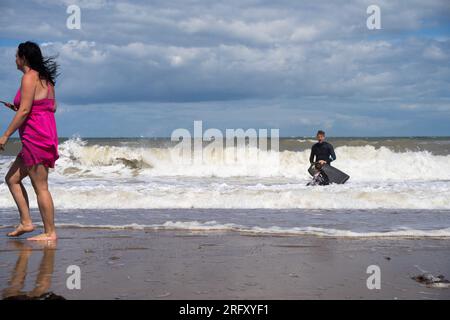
(309, 130, 336, 165)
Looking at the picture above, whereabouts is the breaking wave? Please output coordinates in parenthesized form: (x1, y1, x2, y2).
(49, 137, 450, 181)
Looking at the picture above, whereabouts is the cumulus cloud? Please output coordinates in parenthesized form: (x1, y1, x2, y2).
(0, 0, 449, 136)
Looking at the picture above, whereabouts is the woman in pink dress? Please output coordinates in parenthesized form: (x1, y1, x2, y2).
(0, 41, 59, 241)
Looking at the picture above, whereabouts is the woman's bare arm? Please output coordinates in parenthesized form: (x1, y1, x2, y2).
(3, 73, 35, 138)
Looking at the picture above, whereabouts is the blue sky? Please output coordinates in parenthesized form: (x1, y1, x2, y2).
(0, 0, 449, 137)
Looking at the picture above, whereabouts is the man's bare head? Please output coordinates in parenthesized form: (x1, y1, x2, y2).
(316, 130, 325, 143)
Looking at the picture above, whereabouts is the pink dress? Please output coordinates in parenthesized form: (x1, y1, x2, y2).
(13, 82, 59, 168)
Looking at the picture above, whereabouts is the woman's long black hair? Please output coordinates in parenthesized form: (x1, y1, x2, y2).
(17, 41, 59, 86)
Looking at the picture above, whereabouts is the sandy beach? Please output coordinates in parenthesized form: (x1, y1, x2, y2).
(1, 226, 449, 300)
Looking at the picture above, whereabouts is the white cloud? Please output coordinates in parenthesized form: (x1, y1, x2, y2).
(0, 0, 449, 136)
(423, 45, 448, 60)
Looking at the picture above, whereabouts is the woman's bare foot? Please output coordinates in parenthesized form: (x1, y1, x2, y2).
(27, 233, 57, 241)
(7, 224, 35, 237)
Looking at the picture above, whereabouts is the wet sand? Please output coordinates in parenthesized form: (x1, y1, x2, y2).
(1, 228, 449, 300)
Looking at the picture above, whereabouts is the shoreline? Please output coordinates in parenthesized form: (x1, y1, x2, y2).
(1, 228, 449, 300)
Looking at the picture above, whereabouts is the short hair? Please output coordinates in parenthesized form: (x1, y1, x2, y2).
(317, 130, 325, 136)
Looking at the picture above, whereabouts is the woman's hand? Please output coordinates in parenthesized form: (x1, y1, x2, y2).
(0, 135, 9, 151)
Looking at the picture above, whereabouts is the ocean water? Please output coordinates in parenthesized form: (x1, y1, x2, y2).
(0, 136, 449, 238)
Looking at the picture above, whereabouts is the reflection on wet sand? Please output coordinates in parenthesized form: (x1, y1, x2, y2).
(2, 240, 64, 300)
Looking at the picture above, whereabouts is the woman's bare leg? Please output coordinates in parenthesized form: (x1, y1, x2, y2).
(27, 164, 57, 241)
(5, 157, 34, 237)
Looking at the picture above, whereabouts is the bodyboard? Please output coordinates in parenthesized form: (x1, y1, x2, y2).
(321, 164, 350, 184)
(308, 164, 317, 177)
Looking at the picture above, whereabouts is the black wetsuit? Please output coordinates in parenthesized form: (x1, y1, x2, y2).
(309, 141, 336, 164)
